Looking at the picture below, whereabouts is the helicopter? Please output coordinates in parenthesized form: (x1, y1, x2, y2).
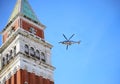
(59, 34, 80, 50)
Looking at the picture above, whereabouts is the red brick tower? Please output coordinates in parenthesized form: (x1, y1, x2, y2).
(0, 0, 55, 84)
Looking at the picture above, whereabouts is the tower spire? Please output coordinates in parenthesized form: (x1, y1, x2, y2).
(8, 0, 40, 23)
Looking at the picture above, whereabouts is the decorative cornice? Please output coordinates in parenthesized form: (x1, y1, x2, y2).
(0, 53, 54, 82)
(0, 28, 53, 53)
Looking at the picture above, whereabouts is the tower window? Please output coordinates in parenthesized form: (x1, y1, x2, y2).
(14, 46, 16, 56)
(2, 57, 5, 67)
(6, 54, 9, 63)
(25, 44, 29, 54)
(41, 52, 45, 62)
(35, 50, 40, 59)
(11, 26, 15, 32)
(30, 47, 35, 56)
(29, 27, 36, 35)
(10, 50, 13, 59)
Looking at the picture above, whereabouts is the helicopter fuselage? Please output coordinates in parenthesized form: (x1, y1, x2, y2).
(59, 34, 80, 50)
(60, 41, 80, 45)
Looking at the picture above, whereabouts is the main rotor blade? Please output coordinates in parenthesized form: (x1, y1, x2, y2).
(78, 41, 81, 44)
(66, 45, 69, 50)
(63, 34, 68, 40)
(59, 42, 62, 43)
(69, 34, 75, 40)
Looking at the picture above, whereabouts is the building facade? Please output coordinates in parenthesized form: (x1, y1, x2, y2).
(0, 0, 55, 84)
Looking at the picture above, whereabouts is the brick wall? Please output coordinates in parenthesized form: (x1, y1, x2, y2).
(21, 19, 44, 39)
(3, 20, 19, 43)
(5, 69, 54, 84)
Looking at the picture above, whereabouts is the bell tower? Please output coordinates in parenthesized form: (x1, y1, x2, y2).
(0, 0, 55, 84)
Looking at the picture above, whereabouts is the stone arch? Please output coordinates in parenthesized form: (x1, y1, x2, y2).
(10, 49, 13, 59)
(2, 57, 5, 67)
(41, 52, 46, 62)
(35, 49, 40, 59)
(6, 54, 9, 63)
(25, 44, 29, 54)
(30, 47, 35, 56)
(13, 46, 16, 56)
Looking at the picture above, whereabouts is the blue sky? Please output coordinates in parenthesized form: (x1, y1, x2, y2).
(0, 0, 120, 84)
